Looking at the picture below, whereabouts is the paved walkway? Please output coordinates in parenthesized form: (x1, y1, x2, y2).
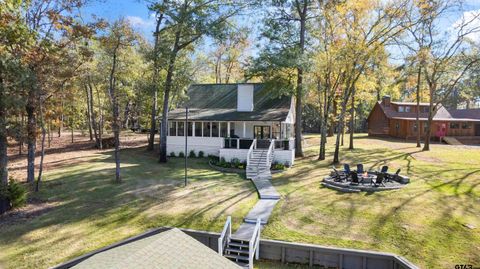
(232, 170, 280, 240)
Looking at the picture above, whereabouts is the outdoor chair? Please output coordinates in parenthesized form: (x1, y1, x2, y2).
(357, 164, 364, 174)
(374, 173, 386, 187)
(387, 169, 401, 182)
(332, 166, 347, 182)
(380, 165, 388, 173)
(350, 171, 359, 185)
(343, 164, 352, 176)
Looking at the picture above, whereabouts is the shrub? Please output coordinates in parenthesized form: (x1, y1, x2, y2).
(178, 151, 185, 158)
(231, 158, 241, 168)
(271, 162, 286, 170)
(219, 157, 228, 168)
(189, 150, 196, 158)
(284, 162, 291, 168)
(198, 151, 204, 158)
(0, 178, 27, 210)
(169, 152, 176, 157)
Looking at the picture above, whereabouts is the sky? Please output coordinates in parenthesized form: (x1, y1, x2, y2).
(80, 0, 480, 63)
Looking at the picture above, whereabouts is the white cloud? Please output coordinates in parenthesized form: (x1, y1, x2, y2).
(452, 9, 480, 43)
(126, 15, 155, 29)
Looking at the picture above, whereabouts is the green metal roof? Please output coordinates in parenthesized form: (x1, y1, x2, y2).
(71, 228, 240, 269)
(169, 84, 292, 121)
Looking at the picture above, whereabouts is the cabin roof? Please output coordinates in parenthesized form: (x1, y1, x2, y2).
(71, 228, 240, 269)
(168, 83, 292, 121)
(376, 101, 480, 122)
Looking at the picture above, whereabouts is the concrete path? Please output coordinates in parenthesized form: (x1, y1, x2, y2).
(232, 170, 280, 240)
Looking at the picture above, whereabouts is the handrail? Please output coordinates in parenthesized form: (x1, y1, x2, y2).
(218, 216, 231, 255)
(266, 139, 275, 165)
(246, 139, 257, 166)
(248, 218, 262, 269)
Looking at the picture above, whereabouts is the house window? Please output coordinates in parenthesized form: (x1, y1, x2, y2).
(395, 122, 400, 130)
(203, 122, 211, 137)
(405, 106, 411, 112)
(412, 123, 418, 132)
(187, 122, 193, 136)
(169, 121, 177, 136)
(178, 122, 185, 136)
(461, 123, 471, 129)
(398, 106, 405, 112)
(423, 122, 429, 132)
(220, 122, 228, 137)
(195, 122, 202, 136)
(449, 123, 460, 129)
(421, 107, 429, 113)
(212, 122, 219, 137)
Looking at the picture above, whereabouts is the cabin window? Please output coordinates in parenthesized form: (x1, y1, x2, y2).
(177, 122, 185, 136)
(187, 122, 193, 136)
(421, 107, 429, 113)
(412, 123, 418, 132)
(220, 122, 228, 137)
(405, 106, 411, 112)
(169, 121, 177, 136)
(449, 123, 460, 129)
(395, 122, 400, 130)
(195, 122, 202, 136)
(212, 122, 219, 137)
(203, 122, 211, 137)
(398, 106, 405, 112)
(462, 123, 471, 129)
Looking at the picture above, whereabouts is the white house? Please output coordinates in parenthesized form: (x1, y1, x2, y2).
(167, 83, 296, 166)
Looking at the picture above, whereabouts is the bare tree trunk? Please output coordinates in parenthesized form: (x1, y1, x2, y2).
(35, 102, 46, 192)
(0, 65, 8, 186)
(415, 66, 421, 148)
(58, 98, 63, 137)
(159, 31, 181, 163)
(319, 84, 329, 160)
(71, 126, 74, 143)
(26, 88, 36, 184)
(108, 43, 121, 183)
(348, 87, 355, 150)
(333, 89, 352, 164)
(95, 86, 103, 150)
(48, 121, 52, 148)
(423, 86, 434, 151)
(294, 2, 307, 158)
(85, 84, 93, 141)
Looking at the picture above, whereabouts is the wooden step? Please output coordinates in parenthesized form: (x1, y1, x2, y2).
(225, 247, 249, 254)
(224, 254, 249, 261)
(227, 241, 249, 248)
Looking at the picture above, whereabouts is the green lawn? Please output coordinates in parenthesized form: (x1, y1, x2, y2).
(0, 134, 479, 269)
(0, 148, 257, 269)
(264, 134, 480, 269)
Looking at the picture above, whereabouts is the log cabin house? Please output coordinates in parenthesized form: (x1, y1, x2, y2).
(367, 96, 480, 140)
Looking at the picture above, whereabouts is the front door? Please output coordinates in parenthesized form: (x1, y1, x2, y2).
(475, 124, 480, 136)
(254, 126, 271, 139)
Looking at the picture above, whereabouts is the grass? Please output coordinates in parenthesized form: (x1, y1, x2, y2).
(1, 134, 479, 269)
(0, 147, 257, 269)
(263, 134, 480, 269)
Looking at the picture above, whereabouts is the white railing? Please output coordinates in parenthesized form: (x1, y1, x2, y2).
(246, 139, 257, 166)
(248, 218, 262, 269)
(266, 139, 274, 166)
(218, 216, 232, 255)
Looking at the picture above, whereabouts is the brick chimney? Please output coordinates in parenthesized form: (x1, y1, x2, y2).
(382, 95, 391, 107)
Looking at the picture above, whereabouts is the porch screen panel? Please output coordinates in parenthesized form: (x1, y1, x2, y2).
(169, 121, 177, 136)
(230, 122, 236, 137)
(187, 122, 193, 136)
(220, 122, 228, 137)
(195, 122, 202, 136)
(212, 122, 219, 137)
(178, 122, 185, 136)
(272, 123, 280, 139)
(203, 122, 211, 137)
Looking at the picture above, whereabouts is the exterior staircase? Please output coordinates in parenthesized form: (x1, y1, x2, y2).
(246, 149, 272, 180)
(223, 238, 251, 268)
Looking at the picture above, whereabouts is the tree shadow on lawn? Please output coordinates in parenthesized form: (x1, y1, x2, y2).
(0, 146, 255, 263)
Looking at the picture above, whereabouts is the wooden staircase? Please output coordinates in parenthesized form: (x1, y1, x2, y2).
(223, 238, 251, 268)
(246, 139, 275, 180)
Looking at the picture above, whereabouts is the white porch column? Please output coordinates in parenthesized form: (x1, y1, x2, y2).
(243, 122, 246, 138)
(227, 122, 231, 137)
(192, 122, 195, 137)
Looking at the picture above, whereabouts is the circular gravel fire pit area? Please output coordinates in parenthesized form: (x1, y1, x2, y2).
(322, 170, 410, 193)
